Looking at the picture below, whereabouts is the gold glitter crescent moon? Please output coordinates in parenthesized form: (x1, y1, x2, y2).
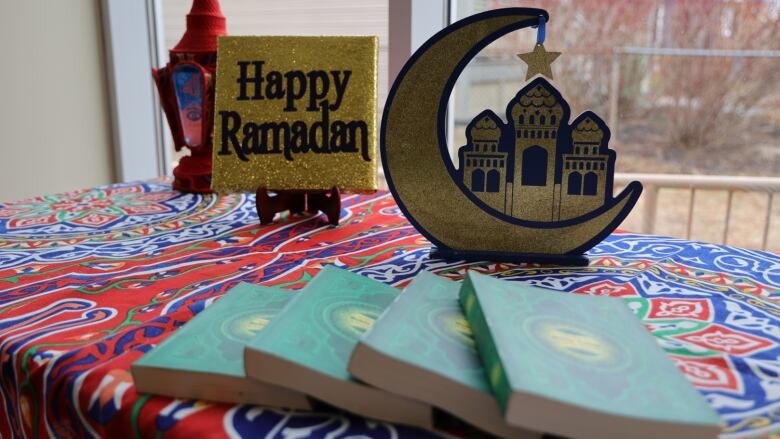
(381, 8, 642, 255)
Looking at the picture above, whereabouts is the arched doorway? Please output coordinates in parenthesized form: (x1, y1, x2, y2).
(521, 146, 548, 186)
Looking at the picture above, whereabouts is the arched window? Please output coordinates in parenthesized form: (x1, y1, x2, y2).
(492, 144, 496, 152)
(583, 172, 598, 195)
(518, 114, 524, 124)
(521, 146, 547, 186)
(551, 130, 556, 139)
(471, 169, 485, 192)
(537, 130, 542, 138)
(540, 115, 546, 124)
(529, 115, 535, 124)
(568, 172, 582, 195)
(551, 115, 556, 125)
(544, 131, 549, 139)
(524, 130, 528, 138)
(575, 147, 580, 154)
(530, 131, 535, 139)
(486, 170, 500, 192)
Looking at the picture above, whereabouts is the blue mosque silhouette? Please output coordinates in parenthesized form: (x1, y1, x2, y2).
(457, 77, 617, 222)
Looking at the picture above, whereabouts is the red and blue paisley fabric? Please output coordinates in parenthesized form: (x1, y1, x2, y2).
(0, 180, 778, 438)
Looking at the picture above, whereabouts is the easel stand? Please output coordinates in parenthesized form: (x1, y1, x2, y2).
(255, 187, 341, 226)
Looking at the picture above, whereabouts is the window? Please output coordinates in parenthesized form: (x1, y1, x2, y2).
(568, 172, 582, 195)
(486, 169, 500, 192)
(583, 172, 598, 195)
(521, 146, 547, 186)
(471, 169, 485, 192)
(450, 0, 780, 249)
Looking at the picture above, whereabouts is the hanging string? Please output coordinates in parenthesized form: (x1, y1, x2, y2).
(536, 15, 546, 45)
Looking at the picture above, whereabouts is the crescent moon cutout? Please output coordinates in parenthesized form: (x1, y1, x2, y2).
(381, 8, 642, 257)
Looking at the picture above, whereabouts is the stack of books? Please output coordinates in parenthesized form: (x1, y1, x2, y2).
(132, 266, 722, 438)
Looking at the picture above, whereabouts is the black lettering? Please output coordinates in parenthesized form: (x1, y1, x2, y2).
(265, 71, 284, 99)
(330, 70, 351, 111)
(283, 71, 307, 111)
(236, 61, 264, 101)
(348, 121, 370, 161)
(261, 122, 289, 155)
(330, 121, 347, 152)
(290, 121, 307, 150)
(307, 70, 329, 111)
(309, 104, 329, 152)
(218, 111, 248, 161)
(242, 122, 262, 154)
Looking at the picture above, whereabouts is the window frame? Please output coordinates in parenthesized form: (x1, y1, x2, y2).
(101, 0, 172, 182)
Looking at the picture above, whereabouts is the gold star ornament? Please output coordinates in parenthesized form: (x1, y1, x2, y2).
(517, 44, 561, 80)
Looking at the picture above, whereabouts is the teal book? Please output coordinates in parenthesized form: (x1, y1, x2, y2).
(349, 271, 539, 439)
(244, 266, 432, 429)
(131, 283, 310, 409)
(460, 271, 722, 439)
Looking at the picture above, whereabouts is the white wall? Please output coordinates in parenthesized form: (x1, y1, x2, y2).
(0, 0, 114, 202)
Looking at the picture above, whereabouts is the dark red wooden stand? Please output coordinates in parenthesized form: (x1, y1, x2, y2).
(255, 187, 341, 226)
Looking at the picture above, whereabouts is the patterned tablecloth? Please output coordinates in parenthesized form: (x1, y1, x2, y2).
(0, 180, 778, 439)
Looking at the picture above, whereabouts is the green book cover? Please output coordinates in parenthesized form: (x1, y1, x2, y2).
(244, 266, 432, 428)
(352, 271, 539, 438)
(359, 270, 489, 392)
(247, 265, 399, 381)
(460, 271, 721, 437)
(132, 282, 310, 409)
(135, 282, 293, 376)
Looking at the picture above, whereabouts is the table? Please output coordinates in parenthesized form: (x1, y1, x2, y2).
(0, 179, 777, 439)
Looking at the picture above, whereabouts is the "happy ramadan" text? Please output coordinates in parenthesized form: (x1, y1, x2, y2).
(217, 61, 370, 162)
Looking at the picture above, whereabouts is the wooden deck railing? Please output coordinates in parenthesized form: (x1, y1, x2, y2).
(615, 173, 780, 250)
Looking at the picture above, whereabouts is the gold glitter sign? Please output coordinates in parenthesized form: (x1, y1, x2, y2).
(211, 36, 378, 192)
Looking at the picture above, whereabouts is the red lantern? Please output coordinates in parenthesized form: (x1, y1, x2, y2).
(153, 0, 227, 193)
